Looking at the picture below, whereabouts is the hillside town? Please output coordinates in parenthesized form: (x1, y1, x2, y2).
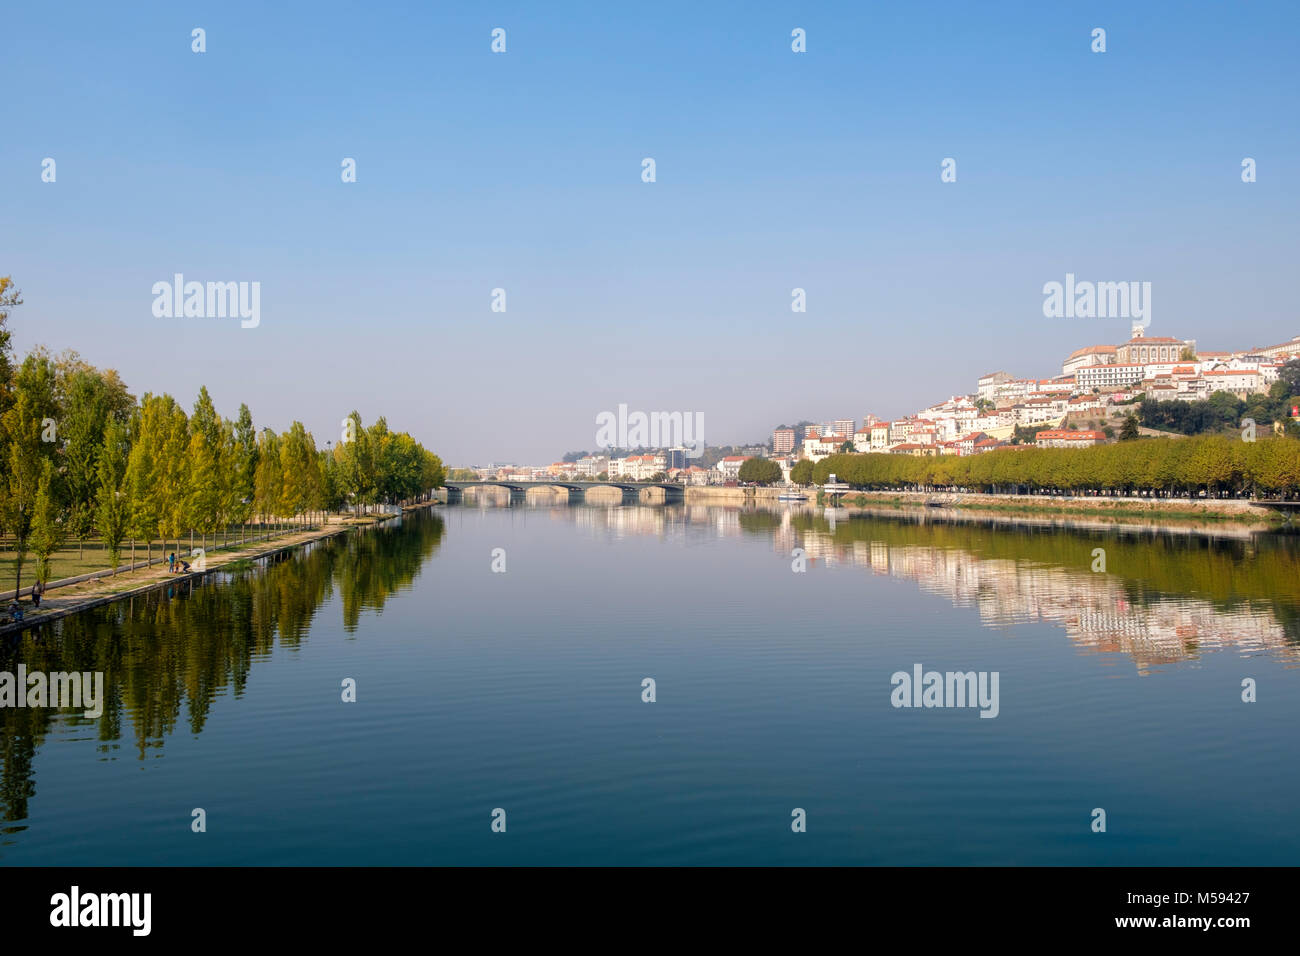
(468, 327, 1300, 485)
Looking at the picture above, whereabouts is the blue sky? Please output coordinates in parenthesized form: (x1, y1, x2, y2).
(4, 1, 1297, 464)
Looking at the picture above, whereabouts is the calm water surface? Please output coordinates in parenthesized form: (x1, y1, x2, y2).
(3, 502, 1299, 865)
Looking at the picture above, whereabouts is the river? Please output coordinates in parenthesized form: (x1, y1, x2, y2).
(2, 502, 1298, 865)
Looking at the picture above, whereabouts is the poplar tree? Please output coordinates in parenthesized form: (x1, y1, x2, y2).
(254, 430, 282, 529)
(278, 422, 322, 526)
(1, 353, 58, 597)
(335, 411, 374, 514)
(126, 397, 166, 569)
(186, 388, 224, 550)
(159, 401, 190, 557)
(96, 418, 130, 573)
(29, 459, 64, 588)
(56, 357, 134, 557)
(228, 404, 258, 542)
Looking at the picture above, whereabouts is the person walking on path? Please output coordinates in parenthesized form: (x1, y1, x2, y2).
(30, 581, 42, 608)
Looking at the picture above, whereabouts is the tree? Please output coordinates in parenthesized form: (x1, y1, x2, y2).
(1119, 414, 1140, 441)
(55, 357, 134, 556)
(367, 416, 396, 503)
(318, 449, 344, 513)
(1, 353, 59, 597)
(185, 424, 222, 548)
(29, 459, 64, 588)
(279, 422, 323, 523)
(1278, 359, 1300, 398)
(421, 451, 446, 494)
(335, 411, 374, 513)
(790, 460, 815, 486)
(738, 457, 782, 485)
(158, 400, 190, 556)
(185, 387, 224, 550)
(226, 404, 258, 539)
(254, 429, 283, 526)
(126, 395, 177, 569)
(96, 419, 131, 573)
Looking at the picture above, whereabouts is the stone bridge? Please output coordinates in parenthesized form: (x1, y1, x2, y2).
(442, 480, 685, 504)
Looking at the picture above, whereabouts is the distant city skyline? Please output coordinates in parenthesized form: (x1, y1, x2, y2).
(6, 1, 1298, 464)
(480, 325, 1298, 468)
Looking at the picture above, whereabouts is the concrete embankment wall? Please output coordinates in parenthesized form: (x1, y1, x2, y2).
(836, 489, 1263, 518)
(683, 485, 1270, 520)
(683, 486, 785, 502)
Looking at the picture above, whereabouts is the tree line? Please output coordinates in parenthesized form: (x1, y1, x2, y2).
(802, 435, 1300, 499)
(0, 277, 444, 595)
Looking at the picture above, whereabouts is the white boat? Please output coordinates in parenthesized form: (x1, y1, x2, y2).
(778, 492, 808, 501)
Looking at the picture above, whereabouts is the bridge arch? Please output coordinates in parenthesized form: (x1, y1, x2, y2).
(443, 480, 685, 503)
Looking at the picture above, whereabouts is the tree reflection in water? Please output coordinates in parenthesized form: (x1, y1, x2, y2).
(0, 511, 444, 830)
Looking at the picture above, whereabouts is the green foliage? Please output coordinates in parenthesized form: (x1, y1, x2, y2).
(96, 419, 130, 571)
(0, 278, 446, 588)
(806, 436, 1300, 498)
(1277, 359, 1300, 396)
(789, 460, 815, 486)
(54, 353, 134, 549)
(738, 457, 782, 484)
(29, 459, 63, 585)
(1, 353, 59, 595)
(254, 429, 283, 520)
(278, 421, 324, 517)
(1140, 395, 1237, 435)
(1140, 381, 1300, 437)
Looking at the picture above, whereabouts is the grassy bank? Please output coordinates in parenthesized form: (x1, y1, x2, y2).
(0, 507, 425, 632)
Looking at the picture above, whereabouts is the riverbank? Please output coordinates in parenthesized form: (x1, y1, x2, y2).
(683, 485, 1285, 526)
(0, 503, 439, 636)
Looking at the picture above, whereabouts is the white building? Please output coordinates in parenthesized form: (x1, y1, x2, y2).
(870, 421, 892, 451)
(802, 434, 845, 463)
(715, 455, 751, 479)
(1076, 363, 1147, 390)
(977, 371, 1013, 403)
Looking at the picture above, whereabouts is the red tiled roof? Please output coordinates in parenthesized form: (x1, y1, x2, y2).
(1036, 430, 1106, 441)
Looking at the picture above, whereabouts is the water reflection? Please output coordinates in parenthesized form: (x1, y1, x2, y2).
(526, 501, 1300, 673)
(4, 499, 1298, 855)
(0, 513, 445, 836)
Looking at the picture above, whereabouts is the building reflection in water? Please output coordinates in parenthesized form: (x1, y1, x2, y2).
(538, 500, 1300, 676)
